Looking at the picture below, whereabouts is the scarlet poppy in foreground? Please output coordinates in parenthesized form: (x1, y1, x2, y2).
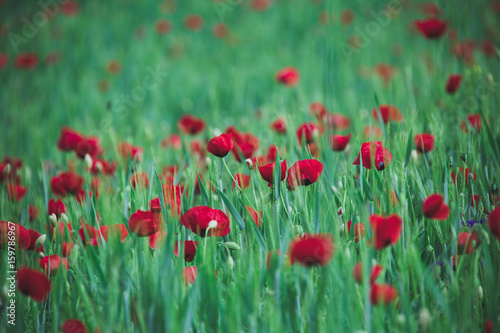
(0, 221, 31, 250)
(370, 283, 398, 305)
(181, 206, 230, 237)
(415, 18, 448, 39)
(174, 240, 198, 262)
(128, 210, 161, 237)
(17, 267, 52, 302)
(414, 133, 435, 153)
(488, 207, 500, 241)
(369, 214, 402, 250)
(353, 141, 392, 171)
(178, 114, 206, 135)
(372, 105, 402, 124)
(288, 234, 334, 267)
(62, 319, 87, 333)
(422, 194, 450, 220)
(258, 160, 287, 185)
(207, 133, 234, 157)
(446, 74, 462, 94)
(287, 159, 324, 190)
(275, 66, 299, 86)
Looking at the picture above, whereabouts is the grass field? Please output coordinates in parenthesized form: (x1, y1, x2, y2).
(1, 0, 500, 332)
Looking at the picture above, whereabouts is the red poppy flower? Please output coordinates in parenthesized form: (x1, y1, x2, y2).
(329, 133, 351, 151)
(59, 1, 80, 16)
(352, 262, 383, 284)
(27, 229, 44, 253)
(258, 160, 287, 185)
(207, 133, 234, 157)
(0, 52, 8, 69)
(451, 167, 476, 186)
(88, 224, 129, 246)
(130, 172, 149, 189)
(484, 320, 494, 333)
(148, 230, 166, 249)
(50, 171, 84, 197)
(488, 207, 500, 241)
(422, 194, 450, 220)
(181, 206, 230, 237)
(245, 206, 263, 228)
(107, 60, 122, 75)
(481, 40, 496, 57)
(461, 114, 482, 133)
(161, 134, 182, 149)
(233, 173, 251, 190)
(363, 125, 382, 139)
(414, 133, 435, 153)
(183, 266, 198, 285)
(296, 122, 319, 144)
(415, 18, 448, 39)
(14, 53, 38, 69)
(309, 102, 328, 120)
(38, 255, 69, 276)
(372, 105, 402, 124)
(252, 0, 270, 11)
(270, 117, 287, 134)
(184, 14, 204, 31)
(340, 9, 354, 25)
(178, 114, 206, 135)
(1, 221, 31, 250)
(370, 283, 398, 305)
(288, 234, 334, 267)
(226, 126, 260, 162)
(90, 158, 117, 176)
(266, 249, 281, 269)
(374, 63, 395, 86)
(353, 141, 393, 171)
(52, 221, 73, 241)
(117, 142, 144, 162)
(48, 198, 67, 218)
(62, 242, 74, 257)
(445, 74, 462, 94)
(173, 240, 198, 262)
(155, 19, 171, 35)
(212, 23, 229, 38)
(275, 67, 300, 86)
(346, 220, 366, 243)
(6, 183, 28, 202)
(17, 267, 51, 302)
(457, 231, 479, 254)
(129, 210, 161, 237)
(369, 214, 402, 250)
(286, 159, 323, 190)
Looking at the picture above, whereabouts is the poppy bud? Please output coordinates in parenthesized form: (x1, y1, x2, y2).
(227, 255, 235, 270)
(84, 154, 93, 169)
(60, 213, 69, 223)
(49, 214, 58, 227)
(223, 242, 241, 251)
(35, 234, 46, 250)
(419, 308, 431, 329)
(245, 158, 253, 168)
(208, 220, 218, 229)
(338, 224, 345, 237)
(478, 285, 483, 300)
(4, 163, 10, 175)
(396, 314, 406, 326)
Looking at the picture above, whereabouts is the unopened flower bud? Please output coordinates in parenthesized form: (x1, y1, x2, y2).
(4, 163, 10, 175)
(419, 308, 431, 329)
(208, 220, 218, 229)
(227, 255, 235, 270)
(35, 234, 46, 249)
(338, 224, 345, 237)
(478, 285, 483, 300)
(245, 158, 253, 169)
(411, 149, 418, 162)
(84, 154, 93, 169)
(60, 213, 69, 223)
(224, 242, 241, 251)
(49, 214, 58, 226)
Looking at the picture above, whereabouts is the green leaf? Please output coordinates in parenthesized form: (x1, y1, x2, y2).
(213, 184, 246, 230)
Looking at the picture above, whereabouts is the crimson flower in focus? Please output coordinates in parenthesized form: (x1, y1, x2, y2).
(258, 160, 287, 185)
(128, 210, 161, 237)
(181, 206, 230, 237)
(422, 194, 450, 220)
(353, 141, 392, 171)
(286, 159, 323, 190)
(207, 133, 234, 157)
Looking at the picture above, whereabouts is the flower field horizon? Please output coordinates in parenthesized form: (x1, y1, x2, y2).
(1, 0, 500, 332)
